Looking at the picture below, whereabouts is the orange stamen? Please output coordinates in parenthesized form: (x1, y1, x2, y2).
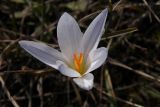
(79, 53, 83, 64)
(73, 53, 84, 73)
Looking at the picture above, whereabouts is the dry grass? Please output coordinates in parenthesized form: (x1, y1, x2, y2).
(0, 0, 160, 107)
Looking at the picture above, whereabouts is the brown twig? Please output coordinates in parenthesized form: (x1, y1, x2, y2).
(108, 58, 160, 83)
(142, 0, 160, 23)
(0, 76, 20, 107)
(95, 86, 144, 107)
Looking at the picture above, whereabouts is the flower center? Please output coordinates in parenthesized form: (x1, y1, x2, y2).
(73, 52, 85, 74)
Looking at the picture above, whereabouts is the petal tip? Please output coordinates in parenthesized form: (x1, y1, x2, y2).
(60, 12, 72, 21)
(73, 73, 94, 90)
(63, 12, 69, 16)
(19, 40, 33, 48)
(102, 8, 108, 13)
(18, 40, 24, 44)
(18, 40, 28, 47)
(101, 8, 108, 18)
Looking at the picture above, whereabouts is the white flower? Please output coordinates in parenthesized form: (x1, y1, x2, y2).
(19, 9, 108, 90)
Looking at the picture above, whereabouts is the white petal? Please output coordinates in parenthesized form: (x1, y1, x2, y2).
(57, 61, 81, 77)
(73, 73, 94, 90)
(57, 12, 83, 60)
(81, 9, 108, 56)
(85, 47, 108, 74)
(19, 40, 63, 69)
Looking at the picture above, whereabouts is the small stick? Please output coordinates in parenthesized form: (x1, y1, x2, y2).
(142, 0, 160, 23)
(0, 76, 20, 107)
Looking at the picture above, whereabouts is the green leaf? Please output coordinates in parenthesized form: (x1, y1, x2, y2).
(64, 0, 87, 11)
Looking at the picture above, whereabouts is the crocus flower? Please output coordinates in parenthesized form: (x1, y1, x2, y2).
(19, 9, 108, 90)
